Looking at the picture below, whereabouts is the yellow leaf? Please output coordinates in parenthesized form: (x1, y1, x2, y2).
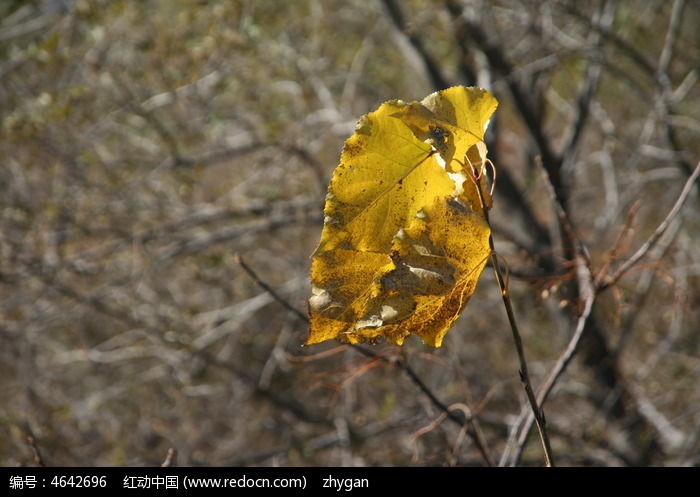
(308, 86, 498, 347)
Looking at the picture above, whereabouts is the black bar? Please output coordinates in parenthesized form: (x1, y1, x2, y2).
(0, 466, 688, 495)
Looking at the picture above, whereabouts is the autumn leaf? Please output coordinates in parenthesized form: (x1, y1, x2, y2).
(307, 86, 498, 347)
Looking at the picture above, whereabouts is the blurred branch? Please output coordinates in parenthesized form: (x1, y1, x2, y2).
(559, 1, 614, 163)
(612, 217, 681, 356)
(227, 414, 419, 466)
(490, 165, 554, 259)
(446, 0, 565, 205)
(158, 204, 321, 261)
(111, 71, 185, 164)
(567, 0, 694, 177)
(180, 142, 328, 193)
(657, 0, 695, 177)
(503, 157, 700, 465)
(140, 71, 222, 112)
(410, 411, 448, 462)
(66, 197, 318, 269)
(340, 23, 377, 113)
(380, 0, 452, 90)
(631, 383, 685, 452)
(161, 448, 177, 467)
(26, 433, 46, 467)
(657, 0, 685, 77)
(191, 280, 303, 352)
(0, 7, 53, 43)
(561, 4, 656, 77)
(597, 160, 700, 292)
(199, 346, 329, 426)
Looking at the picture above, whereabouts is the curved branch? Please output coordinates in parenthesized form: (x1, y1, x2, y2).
(597, 159, 700, 292)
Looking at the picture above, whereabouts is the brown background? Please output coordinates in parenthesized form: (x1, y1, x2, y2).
(1, 0, 698, 466)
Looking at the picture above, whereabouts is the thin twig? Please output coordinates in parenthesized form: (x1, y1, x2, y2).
(346, 344, 492, 465)
(500, 157, 599, 465)
(410, 412, 448, 462)
(597, 159, 700, 292)
(235, 254, 309, 323)
(612, 218, 681, 356)
(408, 401, 484, 466)
(503, 157, 698, 465)
(594, 201, 640, 287)
(490, 250, 554, 467)
(236, 253, 494, 465)
(391, 354, 494, 466)
(503, 157, 598, 465)
(507, 254, 595, 466)
(473, 168, 554, 466)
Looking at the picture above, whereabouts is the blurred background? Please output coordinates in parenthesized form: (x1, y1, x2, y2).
(1, 0, 698, 466)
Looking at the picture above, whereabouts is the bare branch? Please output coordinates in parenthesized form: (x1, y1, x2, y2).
(598, 160, 700, 291)
(235, 254, 309, 324)
(380, 0, 452, 89)
(158, 206, 321, 261)
(559, 1, 615, 162)
(26, 434, 46, 467)
(657, 0, 685, 77)
(446, 0, 565, 204)
(237, 255, 494, 465)
(474, 166, 554, 466)
(505, 253, 595, 466)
